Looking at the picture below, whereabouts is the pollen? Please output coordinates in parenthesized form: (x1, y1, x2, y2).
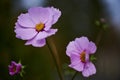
(80, 51, 86, 63)
(35, 23, 44, 32)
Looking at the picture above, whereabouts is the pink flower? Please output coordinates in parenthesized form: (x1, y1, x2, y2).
(8, 61, 22, 76)
(66, 36, 97, 77)
(15, 7, 61, 47)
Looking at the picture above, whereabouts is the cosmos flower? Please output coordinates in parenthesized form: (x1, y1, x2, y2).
(15, 7, 61, 47)
(8, 61, 22, 76)
(66, 36, 97, 77)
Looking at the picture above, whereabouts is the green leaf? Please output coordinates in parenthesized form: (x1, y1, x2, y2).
(95, 21, 100, 26)
(90, 55, 96, 61)
(103, 24, 108, 30)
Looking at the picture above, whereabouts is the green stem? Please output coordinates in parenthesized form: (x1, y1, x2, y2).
(95, 29, 104, 46)
(46, 38, 64, 80)
(71, 71, 78, 80)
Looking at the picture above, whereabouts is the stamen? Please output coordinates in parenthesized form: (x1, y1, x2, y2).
(80, 51, 86, 63)
(35, 23, 44, 32)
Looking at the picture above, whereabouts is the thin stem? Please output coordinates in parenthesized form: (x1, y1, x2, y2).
(95, 20, 106, 46)
(95, 29, 104, 46)
(46, 38, 64, 80)
(71, 71, 78, 80)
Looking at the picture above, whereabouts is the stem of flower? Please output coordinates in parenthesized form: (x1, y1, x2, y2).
(46, 38, 64, 80)
(71, 71, 78, 80)
(95, 29, 104, 46)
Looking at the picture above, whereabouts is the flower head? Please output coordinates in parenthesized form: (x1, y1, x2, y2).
(15, 7, 61, 47)
(8, 61, 22, 76)
(66, 36, 97, 77)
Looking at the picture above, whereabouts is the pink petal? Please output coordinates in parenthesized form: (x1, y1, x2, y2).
(44, 7, 61, 31)
(9, 72, 15, 76)
(69, 62, 84, 72)
(15, 23, 22, 29)
(82, 62, 96, 77)
(85, 53, 90, 62)
(36, 29, 58, 40)
(74, 37, 89, 51)
(50, 7, 61, 24)
(18, 13, 35, 28)
(25, 38, 46, 47)
(16, 64, 22, 73)
(28, 7, 50, 24)
(69, 54, 84, 72)
(15, 28, 37, 40)
(69, 53, 81, 66)
(47, 29, 58, 35)
(11, 61, 17, 66)
(44, 22, 52, 31)
(66, 41, 80, 57)
(87, 41, 97, 54)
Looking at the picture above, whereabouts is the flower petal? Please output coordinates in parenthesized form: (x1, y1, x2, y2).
(82, 62, 96, 77)
(44, 7, 61, 31)
(28, 7, 50, 24)
(69, 64, 84, 72)
(25, 38, 46, 47)
(15, 27, 37, 40)
(50, 7, 61, 24)
(11, 61, 17, 66)
(69, 53, 81, 65)
(74, 37, 89, 51)
(85, 53, 89, 62)
(69, 53, 84, 72)
(36, 29, 58, 40)
(16, 64, 22, 73)
(69, 62, 84, 72)
(87, 41, 97, 54)
(18, 13, 35, 28)
(8, 61, 22, 76)
(15, 23, 21, 29)
(66, 41, 80, 57)
(9, 72, 15, 76)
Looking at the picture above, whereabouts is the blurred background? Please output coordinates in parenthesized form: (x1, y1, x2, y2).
(0, 0, 120, 80)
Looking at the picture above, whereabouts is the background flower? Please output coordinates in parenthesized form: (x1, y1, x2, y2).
(66, 36, 97, 77)
(8, 61, 22, 76)
(15, 7, 61, 47)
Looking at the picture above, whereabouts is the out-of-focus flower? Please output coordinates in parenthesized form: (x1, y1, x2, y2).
(66, 36, 97, 77)
(95, 18, 108, 30)
(100, 18, 106, 23)
(15, 7, 61, 47)
(8, 61, 22, 76)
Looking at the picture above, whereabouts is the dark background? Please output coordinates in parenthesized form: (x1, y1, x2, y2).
(0, 0, 120, 80)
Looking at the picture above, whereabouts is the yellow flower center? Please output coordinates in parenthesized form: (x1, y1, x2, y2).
(80, 51, 86, 63)
(35, 23, 44, 32)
